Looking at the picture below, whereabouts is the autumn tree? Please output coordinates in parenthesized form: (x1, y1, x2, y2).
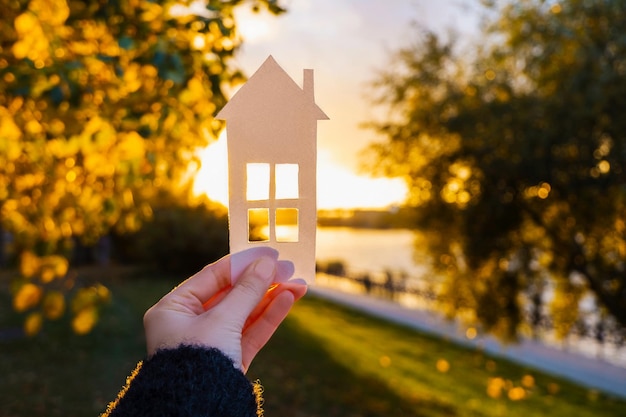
(367, 0, 626, 340)
(0, 0, 285, 335)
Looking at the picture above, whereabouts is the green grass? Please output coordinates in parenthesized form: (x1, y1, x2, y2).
(249, 296, 626, 417)
(1, 272, 625, 417)
(0, 271, 175, 417)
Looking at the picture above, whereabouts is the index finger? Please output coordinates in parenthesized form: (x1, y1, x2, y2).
(171, 247, 282, 308)
(164, 254, 232, 312)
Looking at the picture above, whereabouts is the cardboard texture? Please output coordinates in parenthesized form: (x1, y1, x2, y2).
(216, 56, 328, 283)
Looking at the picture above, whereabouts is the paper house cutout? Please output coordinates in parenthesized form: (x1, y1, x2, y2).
(216, 56, 328, 282)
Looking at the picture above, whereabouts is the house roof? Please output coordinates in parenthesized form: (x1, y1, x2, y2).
(216, 55, 329, 121)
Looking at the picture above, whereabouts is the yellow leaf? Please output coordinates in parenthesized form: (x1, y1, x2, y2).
(122, 189, 134, 207)
(20, 251, 40, 278)
(60, 222, 73, 238)
(521, 374, 535, 388)
(122, 63, 142, 94)
(12, 13, 49, 61)
(43, 291, 66, 320)
(141, 2, 163, 22)
(83, 152, 107, 173)
(14, 13, 38, 35)
(81, 116, 104, 139)
(117, 131, 145, 160)
(487, 377, 505, 399)
(436, 358, 450, 373)
(24, 312, 43, 336)
(48, 118, 65, 136)
(72, 307, 98, 334)
(52, 255, 69, 278)
(0, 107, 23, 149)
(141, 64, 158, 78)
(508, 386, 526, 401)
(13, 283, 43, 312)
(40, 267, 55, 283)
(29, 0, 70, 26)
(12, 40, 29, 60)
(92, 120, 117, 150)
(25, 119, 43, 135)
(47, 138, 79, 158)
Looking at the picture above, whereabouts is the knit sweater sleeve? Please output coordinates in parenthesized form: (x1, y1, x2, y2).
(101, 345, 262, 417)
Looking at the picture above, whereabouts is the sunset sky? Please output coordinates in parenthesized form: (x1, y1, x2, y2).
(194, 0, 481, 209)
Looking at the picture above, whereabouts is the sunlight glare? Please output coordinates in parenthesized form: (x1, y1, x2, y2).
(193, 131, 229, 206)
(317, 151, 407, 209)
(233, 6, 279, 43)
(193, 135, 408, 210)
(168, 0, 216, 19)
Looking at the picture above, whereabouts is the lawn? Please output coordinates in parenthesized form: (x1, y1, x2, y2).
(1, 271, 624, 416)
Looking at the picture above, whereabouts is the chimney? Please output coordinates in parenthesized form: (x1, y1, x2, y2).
(303, 69, 314, 101)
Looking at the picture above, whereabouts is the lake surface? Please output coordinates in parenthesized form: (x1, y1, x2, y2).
(316, 227, 427, 277)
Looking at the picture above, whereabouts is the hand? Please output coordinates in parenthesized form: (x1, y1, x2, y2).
(143, 247, 307, 372)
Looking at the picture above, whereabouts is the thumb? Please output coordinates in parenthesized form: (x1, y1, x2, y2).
(213, 256, 277, 328)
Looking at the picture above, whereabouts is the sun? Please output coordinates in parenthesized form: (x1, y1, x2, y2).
(192, 133, 407, 210)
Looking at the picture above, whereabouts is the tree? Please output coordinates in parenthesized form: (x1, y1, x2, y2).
(1, 0, 285, 335)
(366, 0, 626, 340)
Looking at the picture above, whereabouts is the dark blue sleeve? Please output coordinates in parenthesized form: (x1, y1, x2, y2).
(102, 345, 261, 417)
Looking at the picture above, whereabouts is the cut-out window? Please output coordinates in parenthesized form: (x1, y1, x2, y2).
(275, 164, 299, 199)
(246, 163, 270, 201)
(248, 208, 269, 242)
(275, 208, 299, 242)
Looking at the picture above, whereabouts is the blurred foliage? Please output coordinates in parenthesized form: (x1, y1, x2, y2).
(0, 0, 285, 335)
(113, 190, 229, 275)
(251, 295, 626, 417)
(11, 250, 111, 335)
(367, 0, 626, 339)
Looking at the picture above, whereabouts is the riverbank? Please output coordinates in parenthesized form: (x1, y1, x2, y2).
(310, 274, 626, 399)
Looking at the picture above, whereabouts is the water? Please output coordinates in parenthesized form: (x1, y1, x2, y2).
(316, 227, 426, 277)
(314, 226, 626, 368)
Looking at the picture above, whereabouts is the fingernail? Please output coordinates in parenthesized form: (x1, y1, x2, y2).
(254, 256, 276, 281)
